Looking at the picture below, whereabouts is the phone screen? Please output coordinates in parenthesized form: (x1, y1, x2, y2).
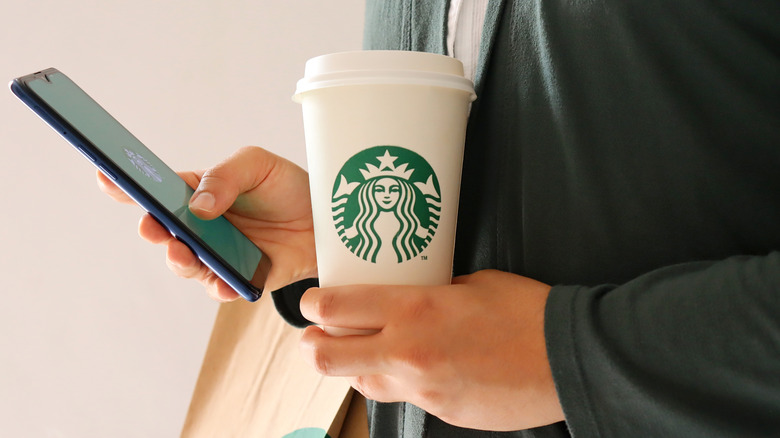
(13, 70, 264, 301)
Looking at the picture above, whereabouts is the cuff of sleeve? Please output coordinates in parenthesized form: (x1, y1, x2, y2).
(270, 278, 319, 328)
(544, 284, 601, 437)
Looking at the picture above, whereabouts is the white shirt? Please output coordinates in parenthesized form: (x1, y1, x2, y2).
(447, 0, 489, 83)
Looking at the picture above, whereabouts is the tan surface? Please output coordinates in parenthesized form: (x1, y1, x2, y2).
(181, 295, 359, 437)
(339, 392, 369, 438)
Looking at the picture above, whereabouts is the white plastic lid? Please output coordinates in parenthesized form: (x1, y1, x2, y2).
(293, 50, 476, 102)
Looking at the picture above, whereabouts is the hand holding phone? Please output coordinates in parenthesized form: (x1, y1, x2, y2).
(11, 69, 317, 301)
(98, 147, 319, 301)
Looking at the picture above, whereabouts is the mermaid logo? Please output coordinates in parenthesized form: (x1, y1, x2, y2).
(332, 146, 441, 264)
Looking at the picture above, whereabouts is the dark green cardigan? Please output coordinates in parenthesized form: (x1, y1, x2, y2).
(274, 1, 780, 436)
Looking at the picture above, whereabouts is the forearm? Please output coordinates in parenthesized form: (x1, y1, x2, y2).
(546, 251, 780, 437)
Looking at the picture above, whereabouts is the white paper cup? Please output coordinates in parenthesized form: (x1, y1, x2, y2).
(294, 50, 475, 335)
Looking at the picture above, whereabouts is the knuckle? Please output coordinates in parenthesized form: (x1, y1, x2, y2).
(199, 168, 229, 187)
(308, 345, 332, 375)
(409, 386, 457, 423)
(399, 293, 435, 321)
(392, 344, 439, 374)
(351, 376, 382, 401)
(299, 327, 334, 376)
(209, 279, 238, 302)
(236, 145, 261, 156)
(416, 389, 446, 409)
(165, 258, 193, 278)
(310, 290, 337, 323)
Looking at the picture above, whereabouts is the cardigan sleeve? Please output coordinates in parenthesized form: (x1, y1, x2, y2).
(271, 278, 318, 328)
(545, 251, 780, 437)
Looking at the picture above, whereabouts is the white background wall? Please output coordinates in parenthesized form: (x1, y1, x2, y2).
(0, 1, 364, 436)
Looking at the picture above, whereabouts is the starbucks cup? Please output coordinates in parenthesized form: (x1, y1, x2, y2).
(293, 50, 476, 335)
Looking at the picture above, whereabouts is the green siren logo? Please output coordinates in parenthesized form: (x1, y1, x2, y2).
(332, 146, 441, 264)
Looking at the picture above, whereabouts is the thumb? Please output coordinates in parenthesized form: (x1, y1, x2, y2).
(189, 172, 240, 220)
(188, 146, 274, 219)
(189, 189, 222, 219)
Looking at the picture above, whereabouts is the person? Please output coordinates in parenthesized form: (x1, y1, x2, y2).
(99, 0, 780, 436)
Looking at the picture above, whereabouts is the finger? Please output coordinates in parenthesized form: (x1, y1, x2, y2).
(188, 146, 280, 219)
(96, 170, 134, 204)
(138, 214, 174, 244)
(299, 325, 389, 377)
(164, 237, 240, 302)
(203, 273, 241, 302)
(178, 170, 203, 190)
(165, 239, 203, 279)
(98, 169, 201, 205)
(300, 285, 394, 329)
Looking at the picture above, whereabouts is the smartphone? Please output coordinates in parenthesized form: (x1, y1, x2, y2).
(10, 68, 266, 301)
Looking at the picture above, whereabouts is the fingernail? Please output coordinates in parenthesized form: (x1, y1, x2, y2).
(190, 191, 216, 212)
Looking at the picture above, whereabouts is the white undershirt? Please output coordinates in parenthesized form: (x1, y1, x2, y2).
(446, 0, 489, 83)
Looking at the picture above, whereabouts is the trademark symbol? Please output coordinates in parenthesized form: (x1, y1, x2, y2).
(421, 255, 428, 261)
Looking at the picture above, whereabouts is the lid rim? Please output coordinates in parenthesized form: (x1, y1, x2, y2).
(293, 50, 476, 103)
(293, 81, 477, 103)
(294, 70, 476, 102)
